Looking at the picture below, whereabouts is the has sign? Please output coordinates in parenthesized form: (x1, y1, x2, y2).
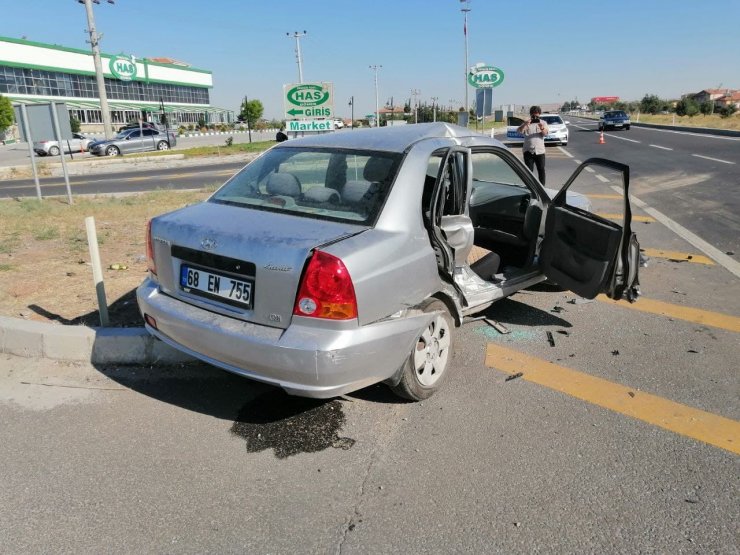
(109, 55, 137, 81)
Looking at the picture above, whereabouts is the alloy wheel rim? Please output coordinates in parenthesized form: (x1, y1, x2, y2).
(413, 315, 450, 387)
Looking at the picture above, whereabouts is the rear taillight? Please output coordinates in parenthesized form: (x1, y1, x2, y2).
(293, 250, 357, 320)
(146, 220, 157, 275)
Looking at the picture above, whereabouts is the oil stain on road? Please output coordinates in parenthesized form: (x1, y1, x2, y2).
(231, 390, 355, 459)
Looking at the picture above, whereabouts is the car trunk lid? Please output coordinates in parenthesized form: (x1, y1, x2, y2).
(150, 201, 366, 329)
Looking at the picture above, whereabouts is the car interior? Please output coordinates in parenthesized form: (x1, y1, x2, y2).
(425, 150, 544, 282)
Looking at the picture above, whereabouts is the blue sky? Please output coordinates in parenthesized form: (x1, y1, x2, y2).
(3, 0, 738, 119)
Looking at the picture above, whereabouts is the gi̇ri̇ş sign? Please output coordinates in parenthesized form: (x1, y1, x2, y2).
(468, 65, 504, 88)
(283, 82, 334, 119)
(109, 55, 137, 81)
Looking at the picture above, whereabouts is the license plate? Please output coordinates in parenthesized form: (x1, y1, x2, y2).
(613, 122, 623, 127)
(180, 265, 253, 309)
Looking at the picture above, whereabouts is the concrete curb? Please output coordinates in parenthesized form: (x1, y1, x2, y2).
(0, 316, 193, 365)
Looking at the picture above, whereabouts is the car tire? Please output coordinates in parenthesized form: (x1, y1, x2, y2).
(106, 145, 120, 156)
(598, 125, 603, 131)
(625, 125, 630, 130)
(48, 146, 60, 156)
(390, 298, 454, 401)
(156, 141, 169, 151)
(562, 141, 568, 146)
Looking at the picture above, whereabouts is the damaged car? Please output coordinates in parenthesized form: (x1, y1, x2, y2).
(137, 123, 640, 401)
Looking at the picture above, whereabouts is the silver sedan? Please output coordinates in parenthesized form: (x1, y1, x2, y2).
(88, 128, 177, 156)
(138, 123, 640, 401)
(33, 133, 92, 156)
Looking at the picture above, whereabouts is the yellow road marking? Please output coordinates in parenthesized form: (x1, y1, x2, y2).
(485, 344, 740, 454)
(641, 248, 715, 265)
(596, 212, 656, 223)
(123, 176, 149, 182)
(598, 295, 740, 333)
(587, 193, 622, 200)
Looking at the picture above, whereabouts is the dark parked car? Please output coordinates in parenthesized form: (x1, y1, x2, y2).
(599, 110, 631, 131)
(88, 128, 177, 156)
(138, 123, 640, 401)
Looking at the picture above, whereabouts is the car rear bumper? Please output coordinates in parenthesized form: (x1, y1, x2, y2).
(136, 278, 429, 398)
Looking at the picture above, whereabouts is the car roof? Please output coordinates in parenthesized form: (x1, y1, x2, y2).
(278, 122, 481, 153)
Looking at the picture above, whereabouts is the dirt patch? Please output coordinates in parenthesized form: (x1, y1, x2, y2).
(0, 189, 213, 327)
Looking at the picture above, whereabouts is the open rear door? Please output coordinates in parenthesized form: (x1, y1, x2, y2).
(539, 158, 640, 301)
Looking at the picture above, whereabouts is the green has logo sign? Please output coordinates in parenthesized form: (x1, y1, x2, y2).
(468, 65, 504, 88)
(109, 55, 137, 81)
(284, 83, 333, 118)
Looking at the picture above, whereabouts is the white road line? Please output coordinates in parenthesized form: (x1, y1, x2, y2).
(573, 159, 582, 164)
(649, 144, 673, 151)
(557, 146, 573, 158)
(605, 134, 641, 143)
(585, 167, 595, 173)
(610, 185, 740, 279)
(691, 154, 735, 165)
(631, 125, 740, 141)
(595, 174, 610, 183)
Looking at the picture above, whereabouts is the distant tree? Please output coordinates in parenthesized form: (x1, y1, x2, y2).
(239, 98, 264, 127)
(675, 96, 700, 117)
(69, 115, 81, 133)
(699, 100, 714, 115)
(640, 94, 663, 114)
(719, 104, 737, 118)
(0, 94, 15, 131)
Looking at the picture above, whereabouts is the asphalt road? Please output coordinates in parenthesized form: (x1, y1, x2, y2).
(1, 124, 738, 553)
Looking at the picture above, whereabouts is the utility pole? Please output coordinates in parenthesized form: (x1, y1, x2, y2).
(411, 89, 420, 124)
(431, 96, 439, 122)
(286, 31, 307, 83)
(348, 96, 354, 129)
(460, 0, 471, 117)
(80, 0, 115, 139)
(370, 65, 382, 127)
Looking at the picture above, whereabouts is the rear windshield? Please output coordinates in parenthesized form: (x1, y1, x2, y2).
(210, 147, 402, 225)
(605, 111, 627, 118)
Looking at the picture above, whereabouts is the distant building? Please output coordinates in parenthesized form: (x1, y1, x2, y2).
(0, 35, 233, 133)
(691, 88, 739, 109)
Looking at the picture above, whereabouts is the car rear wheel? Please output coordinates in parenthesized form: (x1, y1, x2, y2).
(106, 145, 120, 156)
(156, 141, 169, 151)
(625, 125, 631, 130)
(48, 146, 60, 156)
(391, 298, 454, 401)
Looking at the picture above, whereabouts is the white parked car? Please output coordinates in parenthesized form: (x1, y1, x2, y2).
(506, 113, 570, 146)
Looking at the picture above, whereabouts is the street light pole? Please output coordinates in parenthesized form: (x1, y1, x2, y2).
(286, 31, 307, 83)
(370, 65, 382, 127)
(461, 0, 471, 118)
(431, 96, 438, 122)
(80, 0, 114, 139)
(348, 96, 354, 129)
(411, 89, 420, 124)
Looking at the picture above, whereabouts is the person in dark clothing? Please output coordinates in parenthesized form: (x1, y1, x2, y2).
(275, 127, 288, 142)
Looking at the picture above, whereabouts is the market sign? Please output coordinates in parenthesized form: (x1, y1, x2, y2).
(287, 119, 333, 132)
(468, 65, 504, 88)
(109, 55, 137, 81)
(283, 82, 334, 119)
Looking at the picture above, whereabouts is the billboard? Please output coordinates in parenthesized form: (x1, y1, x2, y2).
(592, 96, 619, 103)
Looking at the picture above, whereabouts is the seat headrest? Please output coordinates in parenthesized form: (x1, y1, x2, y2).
(266, 172, 301, 197)
(363, 157, 393, 183)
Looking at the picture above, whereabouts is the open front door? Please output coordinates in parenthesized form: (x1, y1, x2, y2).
(539, 158, 640, 301)
(428, 147, 474, 277)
